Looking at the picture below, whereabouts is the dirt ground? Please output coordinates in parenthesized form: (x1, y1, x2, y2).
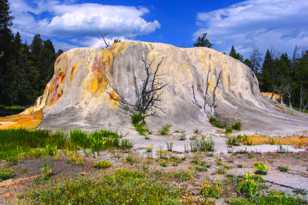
(0, 148, 307, 204)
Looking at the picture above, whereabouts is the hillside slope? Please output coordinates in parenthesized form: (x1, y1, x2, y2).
(1, 41, 307, 135)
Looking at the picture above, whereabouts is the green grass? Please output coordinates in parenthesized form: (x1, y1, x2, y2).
(278, 166, 289, 173)
(131, 113, 150, 136)
(94, 160, 112, 169)
(254, 162, 269, 175)
(0, 129, 132, 162)
(22, 169, 182, 205)
(0, 168, 15, 181)
(190, 137, 214, 152)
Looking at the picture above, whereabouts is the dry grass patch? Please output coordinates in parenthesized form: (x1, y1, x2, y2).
(239, 135, 308, 147)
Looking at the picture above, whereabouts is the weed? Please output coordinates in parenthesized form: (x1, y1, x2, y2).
(254, 162, 269, 175)
(94, 160, 112, 169)
(41, 164, 53, 180)
(119, 139, 133, 150)
(159, 124, 172, 135)
(201, 180, 222, 199)
(125, 155, 137, 165)
(131, 113, 150, 136)
(0, 168, 15, 181)
(65, 150, 85, 165)
(227, 136, 241, 146)
(190, 137, 214, 152)
(232, 122, 241, 131)
(225, 126, 233, 134)
(278, 166, 289, 173)
(209, 116, 225, 128)
(236, 173, 264, 198)
(170, 171, 193, 182)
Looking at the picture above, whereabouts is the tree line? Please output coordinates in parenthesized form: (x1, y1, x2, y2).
(0, 0, 62, 106)
(195, 33, 308, 111)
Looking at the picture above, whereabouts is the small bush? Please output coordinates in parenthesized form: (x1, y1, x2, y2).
(40, 164, 53, 180)
(0, 168, 15, 181)
(278, 166, 289, 173)
(192, 160, 210, 172)
(232, 122, 241, 131)
(125, 155, 137, 165)
(131, 113, 150, 136)
(201, 180, 222, 199)
(254, 162, 269, 175)
(166, 142, 173, 152)
(159, 124, 172, 135)
(225, 126, 233, 134)
(236, 173, 264, 198)
(94, 160, 112, 169)
(209, 117, 225, 128)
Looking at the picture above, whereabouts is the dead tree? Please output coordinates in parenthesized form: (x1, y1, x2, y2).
(117, 57, 166, 117)
(100, 35, 111, 48)
(192, 69, 222, 117)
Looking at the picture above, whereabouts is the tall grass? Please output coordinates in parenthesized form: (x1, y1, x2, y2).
(0, 129, 132, 161)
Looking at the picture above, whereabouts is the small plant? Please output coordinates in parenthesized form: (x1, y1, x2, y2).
(145, 145, 153, 153)
(0, 168, 15, 181)
(227, 136, 241, 146)
(119, 139, 133, 150)
(171, 171, 192, 182)
(125, 155, 137, 165)
(131, 113, 150, 136)
(192, 160, 210, 172)
(225, 126, 233, 134)
(65, 150, 85, 165)
(159, 124, 172, 135)
(166, 142, 173, 152)
(236, 173, 264, 198)
(44, 144, 58, 156)
(201, 180, 222, 199)
(41, 164, 53, 180)
(94, 160, 112, 169)
(254, 162, 269, 175)
(209, 116, 225, 128)
(232, 121, 241, 131)
(190, 137, 214, 152)
(278, 166, 289, 172)
(178, 133, 186, 141)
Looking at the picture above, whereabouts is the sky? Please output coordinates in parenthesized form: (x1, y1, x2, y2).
(9, 0, 308, 56)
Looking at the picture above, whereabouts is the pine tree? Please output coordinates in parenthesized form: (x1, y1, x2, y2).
(229, 46, 244, 62)
(0, 0, 14, 105)
(194, 33, 212, 48)
(261, 50, 274, 91)
(249, 49, 262, 74)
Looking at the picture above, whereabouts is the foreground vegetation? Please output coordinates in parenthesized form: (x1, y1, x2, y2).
(0, 129, 132, 162)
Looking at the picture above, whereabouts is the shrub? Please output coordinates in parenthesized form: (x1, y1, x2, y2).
(40, 164, 53, 180)
(159, 124, 172, 135)
(125, 155, 137, 165)
(232, 122, 241, 131)
(254, 163, 269, 175)
(192, 160, 210, 172)
(131, 113, 150, 136)
(23, 169, 182, 205)
(201, 180, 222, 199)
(209, 117, 225, 128)
(225, 126, 233, 134)
(236, 173, 264, 198)
(94, 160, 112, 169)
(0, 168, 15, 181)
(278, 166, 289, 173)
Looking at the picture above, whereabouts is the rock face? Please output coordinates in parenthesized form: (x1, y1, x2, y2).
(1, 41, 307, 134)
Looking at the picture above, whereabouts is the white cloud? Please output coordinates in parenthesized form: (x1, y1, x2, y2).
(195, 0, 308, 56)
(9, 0, 160, 49)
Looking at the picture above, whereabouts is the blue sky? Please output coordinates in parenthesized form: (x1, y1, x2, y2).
(9, 0, 308, 56)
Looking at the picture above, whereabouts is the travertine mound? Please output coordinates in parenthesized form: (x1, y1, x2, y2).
(1, 42, 307, 135)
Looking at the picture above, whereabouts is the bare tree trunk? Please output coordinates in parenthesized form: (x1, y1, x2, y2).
(116, 57, 166, 117)
(192, 69, 222, 117)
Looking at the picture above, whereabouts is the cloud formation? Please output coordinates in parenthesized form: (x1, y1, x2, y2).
(9, 0, 160, 49)
(195, 0, 308, 56)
